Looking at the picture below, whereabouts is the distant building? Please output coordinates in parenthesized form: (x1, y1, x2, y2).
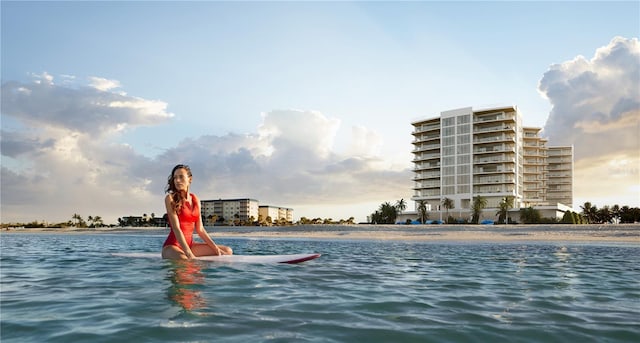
(119, 215, 166, 227)
(259, 205, 294, 224)
(201, 198, 259, 225)
(411, 105, 574, 222)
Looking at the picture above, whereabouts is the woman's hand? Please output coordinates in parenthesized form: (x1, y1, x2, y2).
(212, 245, 223, 256)
(185, 250, 196, 259)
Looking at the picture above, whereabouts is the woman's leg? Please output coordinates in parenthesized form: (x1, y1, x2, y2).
(191, 243, 233, 256)
(162, 245, 188, 260)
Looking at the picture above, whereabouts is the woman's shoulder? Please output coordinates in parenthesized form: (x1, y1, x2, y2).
(190, 193, 199, 202)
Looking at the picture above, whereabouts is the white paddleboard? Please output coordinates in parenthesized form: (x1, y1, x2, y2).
(112, 252, 320, 264)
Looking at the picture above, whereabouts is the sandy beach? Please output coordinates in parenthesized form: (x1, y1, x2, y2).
(4, 224, 639, 244)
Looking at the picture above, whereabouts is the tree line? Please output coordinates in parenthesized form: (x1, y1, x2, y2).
(370, 197, 640, 225)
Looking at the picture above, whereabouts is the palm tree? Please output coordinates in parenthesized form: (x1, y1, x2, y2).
(580, 202, 598, 224)
(471, 196, 487, 224)
(395, 199, 407, 213)
(442, 198, 454, 223)
(380, 202, 399, 224)
(416, 200, 428, 224)
(611, 204, 620, 224)
(496, 196, 514, 224)
(597, 206, 612, 224)
(72, 213, 82, 227)
(93, 216, 103, 227)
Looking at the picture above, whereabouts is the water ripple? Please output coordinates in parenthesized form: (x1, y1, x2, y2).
(1, 233, 639, 342)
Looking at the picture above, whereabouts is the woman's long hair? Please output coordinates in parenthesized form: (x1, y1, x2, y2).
(165, 164, 192, 213)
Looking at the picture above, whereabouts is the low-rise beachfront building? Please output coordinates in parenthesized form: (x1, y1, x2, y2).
(201, 198, 259, 225)
(118, 215, 166, 227)
(259, 205, 294, 224)
(411, 105, 574, 223)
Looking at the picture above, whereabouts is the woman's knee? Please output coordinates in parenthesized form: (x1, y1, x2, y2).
(162, 246, 187, 260)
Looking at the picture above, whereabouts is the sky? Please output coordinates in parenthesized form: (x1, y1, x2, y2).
(1, 1, 639, 224)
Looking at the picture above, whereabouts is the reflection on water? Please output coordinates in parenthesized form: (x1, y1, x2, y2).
(166, 260, 207, 313)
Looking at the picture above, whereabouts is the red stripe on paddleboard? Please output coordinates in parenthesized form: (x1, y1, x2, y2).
(280, 254, 321, 264)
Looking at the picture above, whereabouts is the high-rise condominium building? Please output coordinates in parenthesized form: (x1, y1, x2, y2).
(411, 106, 573, 219)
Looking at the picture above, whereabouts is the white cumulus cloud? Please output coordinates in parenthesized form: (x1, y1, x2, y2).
(1, 78, 411, 223)
(538, 36, 640, 207)
(1, 73, 174, 137)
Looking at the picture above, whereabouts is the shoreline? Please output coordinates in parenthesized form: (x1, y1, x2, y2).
(2, 224, 639, 244)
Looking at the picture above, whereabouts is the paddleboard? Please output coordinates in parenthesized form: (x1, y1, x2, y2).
(112, 252, 320, 264)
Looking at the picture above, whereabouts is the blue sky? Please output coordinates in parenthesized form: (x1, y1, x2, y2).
(2, 1, 639, 224)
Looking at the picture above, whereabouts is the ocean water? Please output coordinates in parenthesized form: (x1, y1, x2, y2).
(1, 231, 639, 342)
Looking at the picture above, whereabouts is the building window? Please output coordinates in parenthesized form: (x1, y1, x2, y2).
(457, 144, 470, 154)
(456, 115, 470, 124)
(457, 165, 470, 174)
(457, 124, 470, 134)
(457, 155, 470, 164)
(457, 134, 470, 144)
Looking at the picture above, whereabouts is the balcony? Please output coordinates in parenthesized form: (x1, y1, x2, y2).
(413, 172, 440, 180)
(414, 181, 441, 189)
(473, 134, 516, 144)
(474, 145, 515, 154)
(473, 176, 515, 185)
(524, 158, 546, 165)
(414, 162, 441, 171)
(412, 143, 440, 152)
(473, 185, 515, 194)
(473, 112, 515, 123)
(413, 123, 440, 133)
(413, 153, 440, 162)
(413, 134, 440, 143)
(473, 156, 516, 164)
(474, 167, 515, 174)
(473, 124, 515, 134)
(414, 189, 441, 197)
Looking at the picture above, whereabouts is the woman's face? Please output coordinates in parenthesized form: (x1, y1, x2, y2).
(173, 168, 191, 191)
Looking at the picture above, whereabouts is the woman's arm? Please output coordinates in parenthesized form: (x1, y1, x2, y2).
(193, 195, 223, 255)
(165, 194, 195, 259)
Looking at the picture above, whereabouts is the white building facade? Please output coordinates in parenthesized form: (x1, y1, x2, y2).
(259, 205, 294, 223)
(201, 198, 260, 225)
(411, 105, 573, 221)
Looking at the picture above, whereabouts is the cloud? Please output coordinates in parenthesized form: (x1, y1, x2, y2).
(1, 78, 410, 223)
(155, 109, 411, 206)
(538, 36, 639, 159)
(538, 36, 640, 206)
(1, 73, 174, 137)
(89, 77, 122, 92)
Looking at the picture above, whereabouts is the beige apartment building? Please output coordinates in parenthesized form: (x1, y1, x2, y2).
(200, 198, 294, 225)
(259, 205, 294, 224)
(411, 105, 573, 222)
(201, 198, 260, 225)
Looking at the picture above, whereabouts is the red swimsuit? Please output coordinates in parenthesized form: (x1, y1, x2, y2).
(163, 193, 200, 248)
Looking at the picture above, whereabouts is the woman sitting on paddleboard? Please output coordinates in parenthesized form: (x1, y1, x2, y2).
(162, 164, 233, 260)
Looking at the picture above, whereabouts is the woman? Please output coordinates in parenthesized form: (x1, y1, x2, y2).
(162, 164, 232, 260)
